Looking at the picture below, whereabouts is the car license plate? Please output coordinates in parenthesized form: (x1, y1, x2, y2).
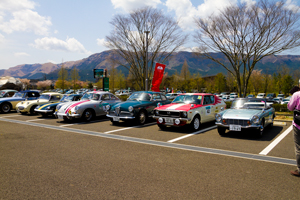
(165, 118, 173, 124)
(58, 115, 64, 119)
(113, 117, 120, 122)
(230, 125, 241, 131)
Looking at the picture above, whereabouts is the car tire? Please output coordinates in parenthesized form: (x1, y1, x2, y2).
(256, 120, 265, 138)
(30, 105, 37, 115)
(1, 102, 11, 113)
(158, 124, 166, 130)
(82, 109, 94, 122)
(137, 110, 147, 125)
(190, 115, 201, 131)
(218, 127, 226, 136)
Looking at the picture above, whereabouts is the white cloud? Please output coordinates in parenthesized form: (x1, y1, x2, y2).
(0, 0, 51, 35)
(165, 0, 236, 31)
(32, 37, 91, 54)
(0, 33, 4, 43)
(284, 0, 300, 12)
(14, 52, 30, 57)
(96, 38, 109, 47)
(111, 0, 162, 12)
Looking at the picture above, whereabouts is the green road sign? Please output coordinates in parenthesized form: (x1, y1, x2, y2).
(103, 77, 109, 91)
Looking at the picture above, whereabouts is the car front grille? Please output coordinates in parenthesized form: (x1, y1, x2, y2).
(156, 111, 181, 118)
(115, 107, 120, 116)
(18, 106, 24, 110)
(226, 119, 249, 126)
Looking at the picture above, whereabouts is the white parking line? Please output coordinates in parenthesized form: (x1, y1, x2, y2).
(0, 115, 21, 118)
(59, 119, 107, 127)
(104, 122, 157, 134)
(168, 125, 217, 143)
(26, 119, 45, 122)
(259, 125, 293, 155)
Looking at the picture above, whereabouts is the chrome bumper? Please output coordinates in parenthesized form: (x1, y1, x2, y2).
(215, 122, 261, 129)
(106, 114, 135, 120)
(34, 109, 54, 113)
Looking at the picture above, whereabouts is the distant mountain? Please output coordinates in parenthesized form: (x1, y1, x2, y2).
(1, 50, 299, 81)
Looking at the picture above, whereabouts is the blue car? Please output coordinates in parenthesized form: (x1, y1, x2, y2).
(0, 90, 40, 113)
(106, 91, 170, 125)
(215, 98, 275, 137)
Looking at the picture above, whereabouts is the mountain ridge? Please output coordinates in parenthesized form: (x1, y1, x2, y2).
(0, 50, 299, 81)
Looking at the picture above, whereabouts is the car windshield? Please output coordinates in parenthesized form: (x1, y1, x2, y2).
(39, 94, 50, 100)
(65, 95, 77, 101)
(13, 92, 25, 98)
(173, 95, 202, 104)
(166, 94, 171, 97)
(257, 94, 264, 96)
(231, 99, 267, 109)
(231, 99, 248, 108)
(277, 94, 284, 97)
(81, 93, 100, 100)
(128, 92, 152, 101)
(267, 94, 274, 97)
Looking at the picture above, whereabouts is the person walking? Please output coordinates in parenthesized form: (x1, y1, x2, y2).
(288, 86, 300, 177)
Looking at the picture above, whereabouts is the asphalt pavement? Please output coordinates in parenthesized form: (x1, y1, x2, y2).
(0, 113, 299, 199)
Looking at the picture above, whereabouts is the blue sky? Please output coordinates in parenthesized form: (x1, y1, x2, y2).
(0, 0, 299, 70)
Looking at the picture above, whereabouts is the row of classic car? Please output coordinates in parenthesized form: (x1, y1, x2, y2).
(0, 90, 275, 138)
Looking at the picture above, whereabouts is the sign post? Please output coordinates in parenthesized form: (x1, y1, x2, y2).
(103, 77, 109, 91)
(93, 69, 108, 91)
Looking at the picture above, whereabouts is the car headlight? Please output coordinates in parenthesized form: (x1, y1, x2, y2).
(215, 113, 222, 122)
(182, 111, 187, 118)
(106, 105, 111, 111)
(252, 115, 259, 124)
(56, 105, 62, 110)
(74, 106, 79, 111)
(128, 106, 133, 112)
(27, 102, 30, 105)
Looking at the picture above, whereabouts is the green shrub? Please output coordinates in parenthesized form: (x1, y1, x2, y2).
(225, 101, 232, 109)
(272, 104, 291, 112)
(118, 95, 129, 101)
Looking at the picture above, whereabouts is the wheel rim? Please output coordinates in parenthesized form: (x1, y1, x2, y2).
(139, 112, 146, 124)
(84, 110, 92, 120)
(2, 104, 10, 112)
(193, 117, 200, 130)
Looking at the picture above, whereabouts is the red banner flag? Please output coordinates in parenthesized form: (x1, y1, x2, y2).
(151, 63, 166, 92)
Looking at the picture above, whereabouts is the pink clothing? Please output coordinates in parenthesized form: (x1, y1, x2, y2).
(288, 91, 300, 129)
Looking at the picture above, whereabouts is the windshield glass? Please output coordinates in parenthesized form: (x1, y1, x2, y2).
(39, 94, 50, 100)
(81, 93, 99, 100)
(128, 92, 152, 101)
(13, 92, 25, 98)
(173, 95, 202, 104)
(166, 94, 171, 97)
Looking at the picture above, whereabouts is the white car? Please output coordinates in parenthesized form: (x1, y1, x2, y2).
(153, 93, 226, 131)
(256, 93, 266, 98)
(54, 91, 121, 121)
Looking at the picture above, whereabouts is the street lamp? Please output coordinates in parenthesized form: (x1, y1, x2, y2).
(144, 30, 150, 91)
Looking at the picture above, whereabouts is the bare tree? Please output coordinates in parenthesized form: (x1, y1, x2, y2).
(105, 6, 188, 90)
(194, 0, 300, 97)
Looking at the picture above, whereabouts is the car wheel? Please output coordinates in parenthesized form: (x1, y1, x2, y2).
(1, 103, 11, 113)
(82, 109, 94, 121)
(218, 127, 226, 136)
(30, 105, 37, 115)
(257, 120, 265, 138)
(137, 111, 147, 125)
(158, 124, 166, 130)
(190, 115, 201, 131)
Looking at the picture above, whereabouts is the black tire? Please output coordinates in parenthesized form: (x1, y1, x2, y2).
(218, 127, 226, 136)
(158, 124, 166, 130)
(30, 105, 37, 115)
(1, 102, 11, 113)
(136, 110, 147, 125)
(190, 115, 201, 131)
(82, 109, 94, 121)
(256, 120, 265, 138)
(41, 113, 47, 118)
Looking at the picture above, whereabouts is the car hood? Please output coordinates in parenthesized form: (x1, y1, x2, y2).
(222, 109, 261, 120)
(0, 97, 23, 102)
(112, 100, 151, 110)
(156, 103, 203, 111)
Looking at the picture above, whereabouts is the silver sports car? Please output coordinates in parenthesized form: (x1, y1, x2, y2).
(54, 91, 121, 121)
(215, 98, 275, 138)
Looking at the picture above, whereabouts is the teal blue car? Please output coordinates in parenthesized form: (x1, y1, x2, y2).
(215, 98, 275, 138)
(106, 91, 170, 125)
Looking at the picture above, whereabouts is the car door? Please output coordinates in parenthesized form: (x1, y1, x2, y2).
(202, 95, 215, 121)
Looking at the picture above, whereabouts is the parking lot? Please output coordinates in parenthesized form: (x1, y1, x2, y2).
(1, 112, 299, 199)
